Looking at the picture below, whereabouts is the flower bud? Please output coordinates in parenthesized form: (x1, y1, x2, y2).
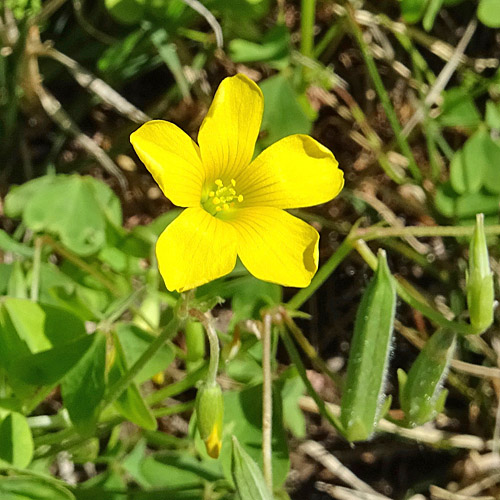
(195, 382, 224, 458)
(467, 213, 494, 334)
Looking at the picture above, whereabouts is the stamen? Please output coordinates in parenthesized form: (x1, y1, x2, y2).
(202, 178, 244, 216)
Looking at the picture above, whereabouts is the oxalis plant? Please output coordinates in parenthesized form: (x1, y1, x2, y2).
(0, 73, 497, 500)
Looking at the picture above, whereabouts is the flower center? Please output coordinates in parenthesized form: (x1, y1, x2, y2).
(202, 178, 244, 216)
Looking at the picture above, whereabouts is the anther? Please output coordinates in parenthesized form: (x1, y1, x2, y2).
(215, 179, 223, 187)
(213, 197, 221, 205)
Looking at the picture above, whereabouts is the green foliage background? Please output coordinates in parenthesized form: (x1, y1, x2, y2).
(1, 0, 500, 498)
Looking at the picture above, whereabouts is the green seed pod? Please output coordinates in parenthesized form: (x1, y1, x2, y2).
(340, 249, 396, 441)
(185, 320, 206, 372)
(467, 213, 494, 334)
(399, 329, 456, 427)
(195, 382, 223, 458)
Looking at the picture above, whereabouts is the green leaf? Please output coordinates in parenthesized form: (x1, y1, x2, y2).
(422, 0, 444, 31)
(104, 0, 145, 24)
(340, 250, 396, 441)
(400, 329, 456, 426)
(140, 453, 221, 491)
(0, 299, 92, 386)
(4, 176, 59, 219)
(0, 475, 75, 500)
(279, 367, 306, 438)
(478, 0, 500, 28)
(0, 412, 34, 468)
(0, 230, 34, 259)
(259, 74, 312, 149)
(486, 101, 500, 130)
(463, 129, 500, 194)
(230, 24, 290, 64)
(231, 436, 273, 500)
(116, 324, 174, 384)
(435, 182, 500, 219)
(438, 88, 481, 129)
(61, 333, 107, 433)
(150, 30, 191, 99)
(6, 261, 27, 299)
(18, 175, 121, 256)
(449, 149, 469, 195)
(400, 0, 428, 23)
(109, 332, 157, 430)
(0, 264, 12, 295)
(11, 334, 94, 386)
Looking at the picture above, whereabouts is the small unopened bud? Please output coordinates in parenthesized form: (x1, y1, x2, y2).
(467, 213, 494, 334)
(195, 382, 224, 458)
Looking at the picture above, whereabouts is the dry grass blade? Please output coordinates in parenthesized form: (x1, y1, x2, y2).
(299, 396, 489, 451)
(46, 48, 150, 123)
(401, 19, 477, 138)
(36, 85, 128, 191)
(430, 485, 495, 500)
(316, 482, 393, 500)
(458, 472, 500, 496)
(300, 441, 380, 495)
(23, 27, 128, 190)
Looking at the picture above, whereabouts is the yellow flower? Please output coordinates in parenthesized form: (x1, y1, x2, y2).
(130, 74, 344, 292)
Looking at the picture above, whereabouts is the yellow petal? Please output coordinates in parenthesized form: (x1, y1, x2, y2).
(130, 120, 204, 207)
(237, 134, 344, 209)
(228, 207, 319, 287)
(156, 208, 237, 292)
(204, 422, 222, 459)
(198, 74, 263, 183)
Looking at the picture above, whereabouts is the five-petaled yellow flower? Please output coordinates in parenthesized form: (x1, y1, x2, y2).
(130, 74, 344, 292)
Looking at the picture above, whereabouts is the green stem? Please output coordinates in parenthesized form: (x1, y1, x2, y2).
(282, 313, 342, 386)
(204, 315, 220, 386)
(190, 310, 220, 386)
(153, 400, 195, 418)
(300, 0, 316, 58)
(102, 315, 181, 410)
(147, 363, 208, 406)
(41, 235, 121, 295)
(356, 224, 500, 241)
(261, 314, 273, 491)
(280, 327, 342, 432)
(30, 238, 42, 302)
(344, 6, 421, 181)
(288, 239, 352, 309)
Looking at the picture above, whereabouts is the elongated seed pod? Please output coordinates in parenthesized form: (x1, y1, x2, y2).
(340, 249, 396, 441)
(399, 329, 456, 427)
(467, 213, 494, 334)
